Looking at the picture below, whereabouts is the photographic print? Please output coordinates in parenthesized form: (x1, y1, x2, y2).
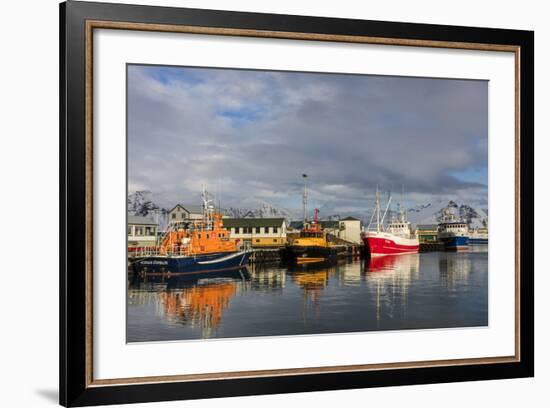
(126, 64, 489, 342)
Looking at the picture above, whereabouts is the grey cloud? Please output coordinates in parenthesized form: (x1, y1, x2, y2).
(127, 65, 488, 214)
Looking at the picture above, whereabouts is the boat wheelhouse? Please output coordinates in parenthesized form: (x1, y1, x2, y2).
(437, 208, 469, 250)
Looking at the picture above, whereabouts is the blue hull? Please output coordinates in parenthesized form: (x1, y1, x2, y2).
(441, 236, 469, 250)
(131, 251, 250, 275)
(469, 238, 488, 245)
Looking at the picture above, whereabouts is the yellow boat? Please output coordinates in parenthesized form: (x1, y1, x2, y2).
(287, 209, 346, 265)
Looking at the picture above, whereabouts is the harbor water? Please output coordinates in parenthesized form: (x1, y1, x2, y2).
(127, 246, 488, 342)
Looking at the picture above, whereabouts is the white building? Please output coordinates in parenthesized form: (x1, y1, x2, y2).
(319, 217, 362, 244)
(167, 204, 203, 223)
(127, 215, 158, 248)
(338, 216, 362, 244)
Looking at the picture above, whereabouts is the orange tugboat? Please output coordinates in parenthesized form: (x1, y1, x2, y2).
(132, 187, 250, 275)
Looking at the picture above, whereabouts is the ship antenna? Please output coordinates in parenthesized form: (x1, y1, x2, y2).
(402, 184, 406, 222)
(302, 174, 308, 227)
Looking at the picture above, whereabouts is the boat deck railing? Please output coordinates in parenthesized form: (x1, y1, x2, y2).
(128, 246, 196, 258)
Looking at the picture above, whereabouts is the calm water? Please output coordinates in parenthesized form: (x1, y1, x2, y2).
(127, 247, 488, 342)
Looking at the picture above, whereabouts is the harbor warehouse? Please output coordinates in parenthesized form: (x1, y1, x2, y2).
(223, 218, 287, 247)
(128, 215, 158, 248)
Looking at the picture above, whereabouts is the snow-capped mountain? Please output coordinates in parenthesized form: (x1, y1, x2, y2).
(223, 202, 296, 220)
(407, 199, 488, 229)
(128, 191, 297, 222)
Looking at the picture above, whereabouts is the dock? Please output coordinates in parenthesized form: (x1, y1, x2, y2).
(248, 248, 284, 264)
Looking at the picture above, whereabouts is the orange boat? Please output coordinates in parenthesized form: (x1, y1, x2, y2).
(132, 187, 250, 275)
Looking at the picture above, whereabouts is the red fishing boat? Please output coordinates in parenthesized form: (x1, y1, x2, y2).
(362, 189, 419, 256)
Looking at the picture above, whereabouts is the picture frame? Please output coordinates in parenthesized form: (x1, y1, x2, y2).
(60, 0, 534, 406)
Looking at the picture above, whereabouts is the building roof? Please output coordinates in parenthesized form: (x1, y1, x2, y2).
(222, 218, 286, 228)
(340, 216, 361, 221)
(128, 215, 157, 225)
(169, 204, 204, 214)
(417, 224, 438, 230)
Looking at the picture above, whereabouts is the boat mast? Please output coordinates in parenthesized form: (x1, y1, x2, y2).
(302, 174, 308, 227)
(401, 184, 406, 222)
(378, 186, 381, 232)
(201, 184, 213, 230)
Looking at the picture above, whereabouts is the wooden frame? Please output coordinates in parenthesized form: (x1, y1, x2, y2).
(60, 1, 534, 406)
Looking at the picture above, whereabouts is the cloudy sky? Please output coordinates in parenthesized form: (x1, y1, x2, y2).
(127, 64, 488, 217)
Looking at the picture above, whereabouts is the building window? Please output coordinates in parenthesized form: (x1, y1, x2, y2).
(273, 227, 278, 233)
(172, 213, 176, 219)
(235, 227, 240, 234)
(135, 227, 143, 236)
(256, 227, 261, 233)
(145, 227, 151, 235)
(127, 226, 132, 235)
(264, 227, 270, 234)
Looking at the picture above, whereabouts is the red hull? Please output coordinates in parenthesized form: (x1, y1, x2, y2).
(363, 235, 419, 256)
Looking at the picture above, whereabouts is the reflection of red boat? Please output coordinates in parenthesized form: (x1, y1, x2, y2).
(366, 254, 399, 272)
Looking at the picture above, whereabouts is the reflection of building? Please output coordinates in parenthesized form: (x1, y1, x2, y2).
(223, 218, 287, 247)
(168, 204, 203, 223)
(250, 266, 286, 291)
(128, 215, 158, 247)
(416, 224, 439, 243)
(340, 261, 364, 286)
(439, 253, 473, 287)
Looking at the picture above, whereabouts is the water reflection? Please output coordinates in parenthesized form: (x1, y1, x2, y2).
(129, 269, 250, 338)
(128, 248, 488, 341)
(365, 254, 420, 326)
(439, 254, 472, 289)
(288, 265, 333, 306)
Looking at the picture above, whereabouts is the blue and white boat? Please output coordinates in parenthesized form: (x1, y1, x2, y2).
(469, 228, 489, 245)
(438, 208, 470, 250)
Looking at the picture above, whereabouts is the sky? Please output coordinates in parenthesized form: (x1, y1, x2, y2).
(127, 64, 488, 217)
